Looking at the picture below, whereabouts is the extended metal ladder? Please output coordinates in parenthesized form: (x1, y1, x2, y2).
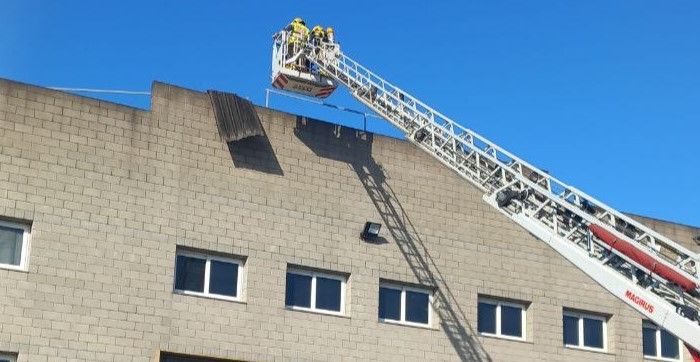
(289, 33, 700, 353)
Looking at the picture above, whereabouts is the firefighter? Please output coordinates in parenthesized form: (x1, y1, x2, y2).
(310, 25, 325, 46)
(286, 17, 309, 45)
(285, 17, 309, 68)
(325, 27, 335, 43)
(307, 25, 326, 74)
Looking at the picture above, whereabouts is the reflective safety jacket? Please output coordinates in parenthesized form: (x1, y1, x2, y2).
(312, 26, 325, 39)
(289, 22, 309, 44)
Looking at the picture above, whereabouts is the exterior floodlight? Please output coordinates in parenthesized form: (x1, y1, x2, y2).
(362, 222, 382, 240)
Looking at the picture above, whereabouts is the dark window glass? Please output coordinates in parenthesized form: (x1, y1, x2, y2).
(405, 290, 429, 324)
(500, 305, 523, 337)
(378, 287, 401, 321)
(315, 277, 341, 311)
(582, 317, 604, 349)
(175, 255, 205, 292)
(642, 326, 657, 357)
(477, 302, 497, 334)
(208, 260, 238, 297)
(162, 355, 195, 362)
(0, 225, 23, 266)
(563, 315, 579, 346)
(161, 353, 226, 362)
(285, 273, 312, 308)
(660, 329, 679, 359)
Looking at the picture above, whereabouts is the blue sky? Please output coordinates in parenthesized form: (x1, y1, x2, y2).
(1, 1, 698, 227)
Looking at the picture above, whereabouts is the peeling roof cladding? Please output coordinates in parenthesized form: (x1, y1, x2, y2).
(208, 90, 264, 142)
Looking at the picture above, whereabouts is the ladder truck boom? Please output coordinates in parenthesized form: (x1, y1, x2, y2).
(271, 28, 700, 355)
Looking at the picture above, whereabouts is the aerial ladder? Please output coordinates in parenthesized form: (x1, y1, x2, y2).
(271, 28, 700, 356)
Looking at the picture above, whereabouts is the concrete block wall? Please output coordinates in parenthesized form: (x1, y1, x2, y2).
(628, 214, 699, 253)
(0, 78, 692, 361)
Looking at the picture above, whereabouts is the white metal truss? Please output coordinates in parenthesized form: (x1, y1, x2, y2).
(281, 31, 700, 352)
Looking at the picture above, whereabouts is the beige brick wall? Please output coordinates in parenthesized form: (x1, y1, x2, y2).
(0, 78, 692, 361)
(629, 214, 699, 253)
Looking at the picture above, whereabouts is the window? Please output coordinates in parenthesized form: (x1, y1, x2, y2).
(0, 352, 17, 362)
(643, 321, 681, 361)
(285, 268, 346, 315)
(562, 310, 607, 351)
(477, 297, 527, 340)
(160, 352, 237, 362)
(0, 219, 30, 271)
(378, 282, 432, 327)
(174, 248, 243, 302)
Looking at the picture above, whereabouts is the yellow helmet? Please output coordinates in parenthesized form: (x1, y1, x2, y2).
(326, 27, 334, 33)
(313, 25, 323, 32)
(293, 17, 303, 23)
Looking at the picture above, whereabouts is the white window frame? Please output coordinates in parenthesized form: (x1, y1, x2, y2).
(563, 310, 608, 352)
(0, 352, 17, 362)
(478, 297, 527, 341)
(285, 268, 346, 316)
(378, 282, 433, 328)
(0, 219, 31, 272)
(642, 321, 682, 362)
(173, 249, 244, 303)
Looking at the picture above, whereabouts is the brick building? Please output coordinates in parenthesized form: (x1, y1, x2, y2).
(0, 78, 698, 361)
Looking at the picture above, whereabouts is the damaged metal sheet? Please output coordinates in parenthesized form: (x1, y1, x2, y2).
(208, 90, 264, 142)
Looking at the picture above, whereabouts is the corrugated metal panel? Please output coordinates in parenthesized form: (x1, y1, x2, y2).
(207, 90, 264, 142)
